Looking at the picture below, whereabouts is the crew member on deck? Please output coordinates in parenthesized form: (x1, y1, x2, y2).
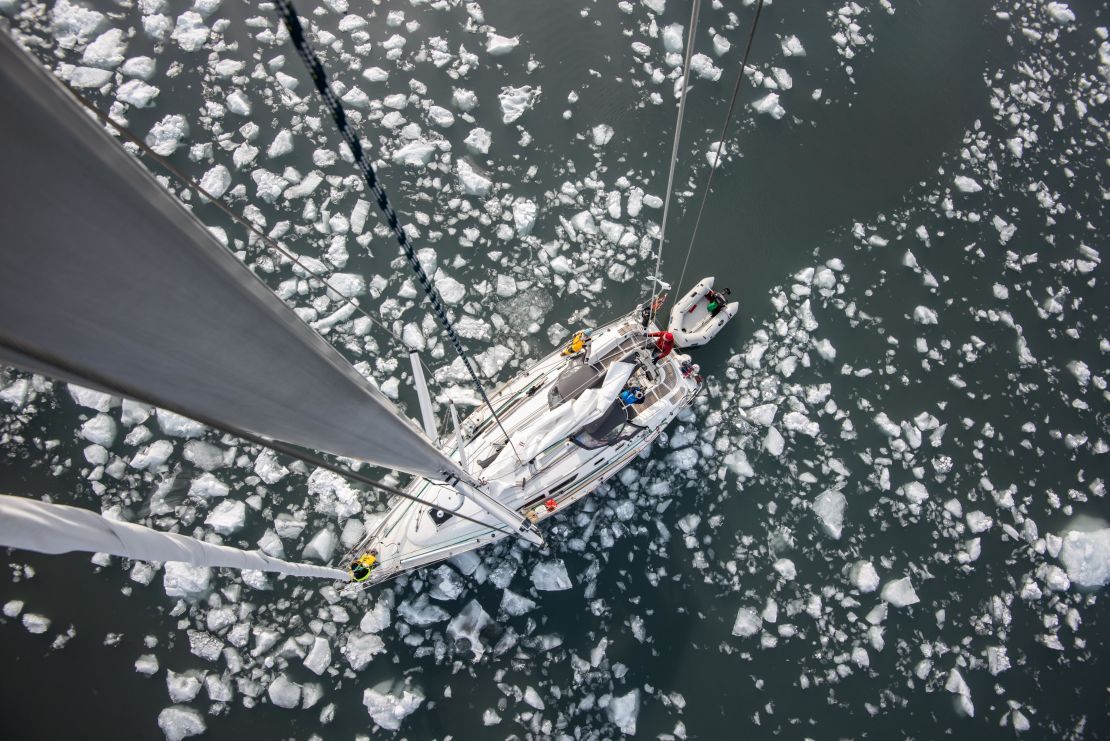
(561, 328, 593, 356)
(647, 331, 675, 363)
(619, 386, 645, 407)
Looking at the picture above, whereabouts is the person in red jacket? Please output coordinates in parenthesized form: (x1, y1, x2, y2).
(647, 330, 675, 363)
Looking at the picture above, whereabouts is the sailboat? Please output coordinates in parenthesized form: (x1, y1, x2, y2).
(0, 0, 739, 588)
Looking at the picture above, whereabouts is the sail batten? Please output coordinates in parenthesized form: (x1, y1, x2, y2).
(0, 33, 465, 483)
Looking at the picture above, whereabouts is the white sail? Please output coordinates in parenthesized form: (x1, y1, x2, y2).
(0, 495, 345, 581)
(0, 33, 465, 485)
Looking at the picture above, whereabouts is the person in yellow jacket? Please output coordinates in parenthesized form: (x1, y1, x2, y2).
(349, 552, 378, 582)
(561, 328, 593, 356)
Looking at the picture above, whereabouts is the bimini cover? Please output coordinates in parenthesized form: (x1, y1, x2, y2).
(667, 276, 739, 348)
(0, 495, 345, 580)
(0, 34, 466, 484)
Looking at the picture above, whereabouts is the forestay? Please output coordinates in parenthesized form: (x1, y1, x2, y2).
(0, 495, 345, 580)
(0, 33, 465, 483)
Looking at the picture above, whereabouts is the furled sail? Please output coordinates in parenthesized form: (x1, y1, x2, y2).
(0, 495, 346, 580)
(0, 33, 465, 483)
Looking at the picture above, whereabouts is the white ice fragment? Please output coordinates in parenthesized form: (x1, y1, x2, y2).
(1058, 528, 1110, 587)
(608, 689, 640, 735)
(135, 653, 159, 676)
(731, 607, 762, 637)
(456, 159, 492, 196)
(343, 632, 385, 670)
(204, 499, 245, 535)
(267, 130, 294, 159)
(912, 305, 938, 325)
(392, 140, 436, 166)
(486, 32, 519, 56)
(171, 11, 209, 52)
(747, 403, 777, 426)
(662, 23, 684, 53)
(226, 90, 251, 116)
(22, 612, 51, 634)
(850, 561, 880, 593)
(145, 114, 189, 156)
(82, 27, 126, 68)
(363, 687, 423, 731)
(498, 85, 539, 124)
(303, 636, 332, 675)
(813, 489, 847, 539)
(965, 510, 993, 534)
(591, 124, 614, 146)
(452, 88, 478, 111)
(1045, 2, 1075, 25)
(446, 599, 491, 659)
(157, 706, 206, 741)
(80, 413, 117, 447)
(198, 164, 231, 200)
(427, 105, 455, 128)
(954, 175, 982, 193)
(163, 562, 211, 598)
(464, 127, 491, 154)
(690, 53, 722, 81)
(881, 577, 920, 607)
(302, 528, 337, 562)
(531, 560, 572, 591)
(901, 481, 929, 505)
(166, 670, 201, 702)
(944, 668, 975, 717)
(512, 199, 537, 235)
(763, 426, 785, 456)
(751, 93, 785, 119)
(782, 411, 819, 437)
(773, 558, 796, 580)
(267, 673, 302, 708)
(781, 35, 806, 56)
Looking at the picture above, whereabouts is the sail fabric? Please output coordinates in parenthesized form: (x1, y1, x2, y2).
(0, 495, 346, 580)
(492, 360, 637, 469)
(0, 33, 465, 483)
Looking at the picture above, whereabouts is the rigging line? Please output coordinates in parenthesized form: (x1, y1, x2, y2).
(62, 83, 446, 389)
(673, 0, 765, 302)
(647, 0, 701, 326)
(272, 0, 523, 465)
(0, 333, 514, 539)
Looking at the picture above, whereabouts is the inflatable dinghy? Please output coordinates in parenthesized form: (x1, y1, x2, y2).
(667, 276, 739, 348)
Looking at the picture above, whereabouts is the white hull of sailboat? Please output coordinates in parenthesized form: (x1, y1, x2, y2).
(346, 311, 701, 587)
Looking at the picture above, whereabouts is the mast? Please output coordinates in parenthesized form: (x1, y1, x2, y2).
(0, 32, 467, 485)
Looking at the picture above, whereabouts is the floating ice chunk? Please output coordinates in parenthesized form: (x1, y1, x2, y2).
(813, 490, 847, 539)
(392, 140, 436, 166)
(457, 159, 492, 196)
(782, 411, 818, 437)
(302, 528, 337, 562)
(608, 689, 640, 736)
(495, 275, 518, 297)
(135, 653, 159, 676)
(992, 215, 1016, 244)
(900, 481, 928, 506)
(69, 384, 114, 411)
(343, 632, 385, 671)
(464, 127, 491, 154)
(1058, 528, 1110, 587)
(166, 670, 201, 703)
(303, 636, 332, 675)
(80, 413, 117, 447)
(781, 35, 806, 56)
(157, 409, 205, 438)
(773, 558, 797, 580)
(3, 600, 23, 618)
(747, 403, 777, 426)
(591, 124, 614, 146)
(642, 0, 665, 14)
(164, 562, 211, 598)
(1043, 565, 1070, 591)
(966, 510, 993, 534)
(171, 11, 209, 52)
(498, 85, 539, 124)
(486, 32, 519, 56)
(51, 0, 106, 48)
(912, 305, 938, 325)
(954, 175, 982, 193)
(881, 577, 920, 607)
(283, 171, 323, 200)
(427, 105, 455, 128)
(763, 426, 785, 456)
(195, 165, 232, 202)
(66, 64, 112, 88)
(532, 560, 572, 591)
(81, 28, 127, 69)
(944, 668, 974, 717)
(131, 439, 173, 470)
(731, 607, 762, 637)
(452, 87, 478, 111)
(986, 645, 1010, 675)
(662, 23, 684, 53)
(398, 596, 450, 626)
(512, 199, 537, 235)
(145, 114, 189, 156)
(157, 706, 206, 741)
(850, 561, 880, 593)
(22, 613, 50, 634)
(690, 53, 722, 81)
(1045, 2, 1075, 24)
(447, 599, 491, 659)
(115, 78, 159, 107)
(771, 67, 793, 90)
(751, 93, 785, 119)
(267, 673, 301, 708)
(204, 499, 245, 535)
(500, 589, 536, 617)
(363, 687, 423, 731)
(226, 90, 251, 116)
(814, 338, 836, 361)
(267, 130, 293, 159)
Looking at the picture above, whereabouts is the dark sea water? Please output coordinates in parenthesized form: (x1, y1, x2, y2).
(1, 0, 1107, 739)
